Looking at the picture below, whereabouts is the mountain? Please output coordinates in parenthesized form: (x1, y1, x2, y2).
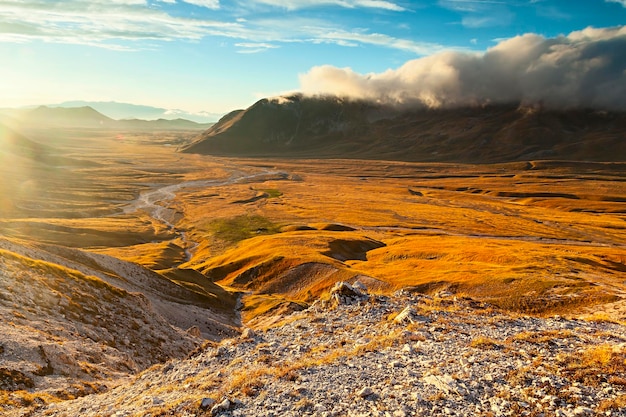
(0, 106, 212, 130)
(25, 105, 115, 128)
(181, 95, 626, 163)
(53, 100, 222, 123)
(116, 117, 213, 130)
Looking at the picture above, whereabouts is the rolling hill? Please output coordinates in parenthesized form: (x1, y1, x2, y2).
(181, 94, 626, 163)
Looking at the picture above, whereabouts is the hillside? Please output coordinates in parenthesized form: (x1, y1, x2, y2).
(13, 284, 626, 417)
(0, 236, 239, 414)
(181, 95, 626, 163)
(0, 123, 53, 159)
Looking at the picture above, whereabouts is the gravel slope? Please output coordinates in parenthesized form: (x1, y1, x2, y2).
(24, 283, 626, 417)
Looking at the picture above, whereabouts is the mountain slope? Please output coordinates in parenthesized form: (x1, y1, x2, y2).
(0, 122, 88, 167)
(182, 94, 385, 155)
(181, 95, 626, 162)
(19, 286, 626, 417)
(0, 236, 239, 413)
(0, 122, 53, 158)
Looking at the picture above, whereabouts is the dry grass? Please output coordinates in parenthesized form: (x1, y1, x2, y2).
(597, 394, 626, 413)
(582, 312, 626, 325)
(182, 158, 625, 319)
(3, 126, 626, 324)
(4, 130, 626, 415)
(557, 344, 626, 386)
(469, 336, 503, 349)
(0, 249, 127, 298)
(507, 329, 576, 344)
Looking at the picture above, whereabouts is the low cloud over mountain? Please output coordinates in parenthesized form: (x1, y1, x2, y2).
(300, 26, 626, 110)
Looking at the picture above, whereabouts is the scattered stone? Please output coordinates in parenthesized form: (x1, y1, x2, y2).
(357, 387, 374, 398)
(200, 398, 216, 409)
(329, 281, 369, 305)
(210, 397, 231, 415)
(241, 327, 257, 339)
(23, 290, 626, 417)
(186, 326, 202, 337)
(352, 281, 368, 293)
(423, 374, 459, 395)
(573, 406, 594, 416)
(393, 306, 429, 324)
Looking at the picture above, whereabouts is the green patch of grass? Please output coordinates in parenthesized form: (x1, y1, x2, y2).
(208, 215, 281, 244)
(260, 188, 283, 198)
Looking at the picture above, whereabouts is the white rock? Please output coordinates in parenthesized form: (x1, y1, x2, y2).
(211, 398, 231, 416)
(357, 387, 374, 398)
(200, 398, 216, 409)
(241, 327, 256, 339)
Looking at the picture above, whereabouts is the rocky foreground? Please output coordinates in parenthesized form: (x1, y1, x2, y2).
(12, 283, 626, 417)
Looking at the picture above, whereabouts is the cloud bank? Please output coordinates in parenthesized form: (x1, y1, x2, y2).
(299, 26, 626, 110)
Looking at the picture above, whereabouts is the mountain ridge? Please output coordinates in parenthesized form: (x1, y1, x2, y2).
(181, 95, 626, 163)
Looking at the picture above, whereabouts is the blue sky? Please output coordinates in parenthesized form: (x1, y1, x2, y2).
(1, 0, 625, 115)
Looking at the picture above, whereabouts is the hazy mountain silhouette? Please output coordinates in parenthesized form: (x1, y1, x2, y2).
(26, 105, 114, 128)
(181, 95, 626, 163)
(53, 101, 222, 123)
(1, 106, 212, 130)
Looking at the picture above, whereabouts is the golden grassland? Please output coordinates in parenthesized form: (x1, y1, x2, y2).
(179, 158, 626, 317)
(1, 127, 625, 322)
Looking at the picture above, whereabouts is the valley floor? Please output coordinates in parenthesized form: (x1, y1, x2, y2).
(1, 128, 625, 415)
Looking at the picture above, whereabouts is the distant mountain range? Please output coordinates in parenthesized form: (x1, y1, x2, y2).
(181, 94, 626, 163)
(3, 101, 222, 123)
(0, 105, 213, 130)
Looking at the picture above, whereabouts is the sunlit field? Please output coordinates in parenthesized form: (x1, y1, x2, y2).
(2, 127, 624, 323)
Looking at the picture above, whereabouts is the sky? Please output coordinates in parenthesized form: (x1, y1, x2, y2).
(1, 0, 625, 116)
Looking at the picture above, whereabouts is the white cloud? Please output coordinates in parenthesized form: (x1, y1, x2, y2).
(233, 16, 450, 55)
(606, 0, 626, 6)
(180, 0, 220, 9)
(315, 30, 450, 55)
(235, 42, 278, 53)
(245, 0, 405, 11)
(439, 0, 514, 29)
(0, 0, 237, 49)
(299, 26, 626, 110)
